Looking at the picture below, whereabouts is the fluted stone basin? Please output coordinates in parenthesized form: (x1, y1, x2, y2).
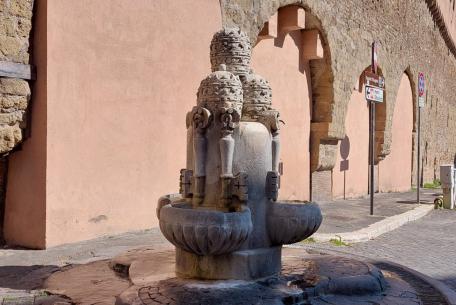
(267, 201, 322, 245)
(159, 203, 253, 256)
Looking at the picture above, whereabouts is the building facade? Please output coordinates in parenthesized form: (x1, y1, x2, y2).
(0, 0, 455, 248)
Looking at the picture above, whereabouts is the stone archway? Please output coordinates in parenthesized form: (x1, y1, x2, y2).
(332, 66, 386, 199)
(250, 5, 330, 201)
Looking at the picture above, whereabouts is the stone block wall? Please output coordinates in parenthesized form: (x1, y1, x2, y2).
(220, 0, 456, 185)
(0, 0, 34, 240)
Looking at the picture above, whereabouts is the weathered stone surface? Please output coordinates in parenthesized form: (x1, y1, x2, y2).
(0, 78, 31, 153)
(176, 247, 282, 280)
(0, 0, 34, 160)
(9, 0, 33, 19)
(0, 17, 15, 37)
(0, 78, 30, 96)
(44, 260, 130, 305)
(0, 36, 23, 59)
(0, 123, 22, 152)
(159, 203, 253, 256)
(267, 202, 322, 245)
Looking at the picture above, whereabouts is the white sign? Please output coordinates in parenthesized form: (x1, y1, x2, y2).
(366, 85, 384, 103)
(419, 96, 425, 108)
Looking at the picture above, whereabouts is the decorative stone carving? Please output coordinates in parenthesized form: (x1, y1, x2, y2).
(197, 64, 243, 116)
(267, 202, 322, 246)
(158, 27, 322, 281)
(266, 171, 280, 201)
(159, 202, 252, 256)
(232, 172, 248, 202)
(210, 28, 251, 77)
(156, 193, 182, 220)
(242, 71, 272, 119)
(242, 71, 282, 173)
(179, 169, 193, 198)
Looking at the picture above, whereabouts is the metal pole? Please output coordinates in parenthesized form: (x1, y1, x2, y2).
(417, 91, 426, 204)
(369, 100, 375, 215)
(417, 100, 420, 204)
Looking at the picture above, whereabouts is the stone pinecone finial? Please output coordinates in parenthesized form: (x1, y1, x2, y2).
(196, 63, 243, 115)
(242, 71, 272, 108)
(210, 27, 252, 77)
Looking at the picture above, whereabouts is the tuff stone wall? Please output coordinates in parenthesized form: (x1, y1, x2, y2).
(220, 0, 456, 184)
(0, 0, 33, 153)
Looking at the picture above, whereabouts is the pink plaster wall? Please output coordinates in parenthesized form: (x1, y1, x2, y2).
(332, 85, 370, 199)
(5, 0, 221, 248)
(379, 74, 413, 192)
(252, 31, 312, 201)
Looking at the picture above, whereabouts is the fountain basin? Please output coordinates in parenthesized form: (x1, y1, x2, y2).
(267, 201, 322, 245)
(159, 202, 253, 256)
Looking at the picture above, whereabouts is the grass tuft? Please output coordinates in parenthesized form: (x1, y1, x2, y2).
(329, 235, 351, 247)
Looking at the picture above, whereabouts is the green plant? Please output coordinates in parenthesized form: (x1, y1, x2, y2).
(301, 237, 316, 244)
(423, 179, 441, 189)
(329, 235, 351, 247)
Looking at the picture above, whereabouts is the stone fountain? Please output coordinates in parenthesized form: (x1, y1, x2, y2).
(157, 28, 322, 280)
(37, 28, 451, 305)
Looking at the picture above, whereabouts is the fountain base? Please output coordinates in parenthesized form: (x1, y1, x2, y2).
(176, 247, 282, 280)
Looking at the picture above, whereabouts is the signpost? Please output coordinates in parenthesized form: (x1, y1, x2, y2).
(366, 42, 384, 216)
(417, 72, 425, 204)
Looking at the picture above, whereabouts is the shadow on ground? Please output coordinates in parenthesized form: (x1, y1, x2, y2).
(0, 265, 59, 290)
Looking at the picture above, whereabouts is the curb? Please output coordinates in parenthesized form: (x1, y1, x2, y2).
(312, 204, 434, 243)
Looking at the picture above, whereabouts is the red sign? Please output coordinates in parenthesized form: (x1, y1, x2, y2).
(418, 72, 425, 97)
(364, 71, 385, 89)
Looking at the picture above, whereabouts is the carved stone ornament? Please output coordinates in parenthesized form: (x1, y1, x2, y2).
(197, 64, 243, 116)
(191, 106, 211, 130)
(242, 71, 272, 117)
(220, 107, 240, 132)
(160, 202, 253, 256)
(210, 28, 252, 77)
(259, 110, 281, 133)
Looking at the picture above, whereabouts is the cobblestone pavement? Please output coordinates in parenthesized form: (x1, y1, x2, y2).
(300, 209, 456, 291)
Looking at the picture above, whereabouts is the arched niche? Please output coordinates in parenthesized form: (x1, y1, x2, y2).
(378, 73, 414, 192)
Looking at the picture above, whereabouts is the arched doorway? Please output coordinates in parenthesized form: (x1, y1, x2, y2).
(251, 7, 316, 201)
(379, 74, 413, 192)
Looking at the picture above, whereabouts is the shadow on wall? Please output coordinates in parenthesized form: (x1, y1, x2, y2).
(339, 136, 350, 200)
(273, 30, 306, 74)
(252, 5, 319, 201)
